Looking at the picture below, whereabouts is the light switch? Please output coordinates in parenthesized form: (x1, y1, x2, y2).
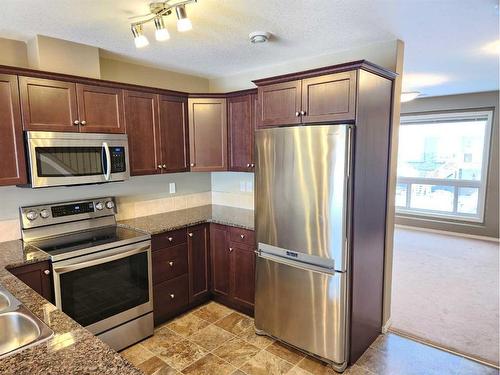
(246, 181, 253, 192)
(240, 181, 246, 192)
(169, 182, 176, 194)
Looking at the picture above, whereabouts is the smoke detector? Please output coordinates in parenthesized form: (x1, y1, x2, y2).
(249, 31, 271, 44)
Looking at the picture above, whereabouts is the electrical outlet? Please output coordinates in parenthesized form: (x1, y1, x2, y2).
(169, 182, 176, 194)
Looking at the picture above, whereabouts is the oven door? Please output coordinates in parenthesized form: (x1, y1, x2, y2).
(26, 131, 130, 188)
(52, 241, 152, 335)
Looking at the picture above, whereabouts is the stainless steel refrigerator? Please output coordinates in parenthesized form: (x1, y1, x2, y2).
(254, 125, 352, 371)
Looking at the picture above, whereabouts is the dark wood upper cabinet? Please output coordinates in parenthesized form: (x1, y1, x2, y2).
(301, 71, 356, 123)
(228, 94, 254, 172)
(188, 98, 227, 172)
(231, 245, 255, 310)
(210, 224, 230, 297)
(8, 261, 53, 303)
(124, 90, 160, 176)
(257, 80, 301, 127)
(159, 95, 189, 172)
(19, 76, 79, 132)
(0, 74, 26, 186)
(76, 84, 125, 133)
(187, 224, 210, 303)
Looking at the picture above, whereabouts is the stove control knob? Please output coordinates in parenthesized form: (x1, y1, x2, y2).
(105, 201, 115, 209)
(26, 210, 38, 221)
(40, 209, 50, 219)
(95, 202, 104, 211)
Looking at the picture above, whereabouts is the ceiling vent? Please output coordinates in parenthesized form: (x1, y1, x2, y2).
(249, 31, 271, 44)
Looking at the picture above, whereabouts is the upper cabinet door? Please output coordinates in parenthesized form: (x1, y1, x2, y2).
(19, 77, 79, 132)
(228, 94, 253, 172)
(257, 80, 301, 127)
(76, 84, 125, 133)
(124, 90, 160, 176)
(188, 98, 227, 172)
(0, 74, 27, 186)
(301, 71, 357, 123)
(159, 95, 189, 173)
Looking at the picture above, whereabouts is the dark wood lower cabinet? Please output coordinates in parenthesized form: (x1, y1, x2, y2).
(210, 224, 230, 297)
(153, 274, 189, 325)
(187, 224, 210, 304)
(7, 261, 53, 303)
(231, 244, 255, 311)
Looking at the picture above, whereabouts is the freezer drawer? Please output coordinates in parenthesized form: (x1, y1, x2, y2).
(255, 256, 348, 366)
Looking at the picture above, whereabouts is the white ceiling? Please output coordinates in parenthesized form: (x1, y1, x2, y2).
(0, 0, 498, 96)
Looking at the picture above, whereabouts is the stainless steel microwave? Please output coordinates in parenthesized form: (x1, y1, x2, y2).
(24, 131, 130, 188)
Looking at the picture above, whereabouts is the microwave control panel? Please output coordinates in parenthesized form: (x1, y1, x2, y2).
(110, 147, 126, 173)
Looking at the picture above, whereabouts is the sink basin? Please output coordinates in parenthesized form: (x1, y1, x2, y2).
(0, 291, 10, 312)
(0, 307, 53, 358)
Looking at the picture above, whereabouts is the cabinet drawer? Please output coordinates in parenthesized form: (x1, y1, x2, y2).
(153, 274, 189, 323)
(152, 243, 188, 284)
(229, 227, 255, 248)
(152, 228, 187, 250)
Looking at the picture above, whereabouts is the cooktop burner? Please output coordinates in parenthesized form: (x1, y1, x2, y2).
(30, 226, 149, 261)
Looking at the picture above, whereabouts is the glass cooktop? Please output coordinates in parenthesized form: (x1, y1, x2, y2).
(29, 226, 150, 261)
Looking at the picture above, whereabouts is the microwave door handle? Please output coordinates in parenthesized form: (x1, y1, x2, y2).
(53, 244, 150, 274)
(102, 142, 111, 181)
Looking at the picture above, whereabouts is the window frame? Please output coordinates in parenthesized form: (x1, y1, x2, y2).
(396, 109, 493, 223)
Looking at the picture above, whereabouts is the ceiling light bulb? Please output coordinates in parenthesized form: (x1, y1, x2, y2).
(401, 92, 421, 102)
(176, 5, 192, 32)
(131, 24, 149, 48)
(154, 17, 170, 41)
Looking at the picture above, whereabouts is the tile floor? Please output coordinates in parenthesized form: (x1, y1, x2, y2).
(120, 302, 499, 375)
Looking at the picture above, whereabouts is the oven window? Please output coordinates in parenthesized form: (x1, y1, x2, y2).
(35, 147, 104, 177)
(60, 252, 149, 327)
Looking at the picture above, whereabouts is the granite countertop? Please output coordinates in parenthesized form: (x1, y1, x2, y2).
(118, 204, 254, 234)
(0, 243, 143, 375)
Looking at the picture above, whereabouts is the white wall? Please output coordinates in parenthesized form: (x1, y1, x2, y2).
(211, 172, 254, 209)
(209, 40, 400, 92)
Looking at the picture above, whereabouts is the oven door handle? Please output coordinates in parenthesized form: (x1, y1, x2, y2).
(102, 142, 111, 181)
(53, 244, 150, 274)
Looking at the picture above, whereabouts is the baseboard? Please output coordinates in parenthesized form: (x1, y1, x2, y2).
(395, 224, 500, 243)
(381, 318, 392, 333)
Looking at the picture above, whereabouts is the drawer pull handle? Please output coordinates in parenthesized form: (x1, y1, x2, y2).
(43, 270, 50, 275)
(229, 247, 233, 252)
(188, 233, 193, 237)
(170, 294, 175, 299)
(168, 261, 174, 267)
(168, 237, 173, 242)
(240, 234, 245, 239)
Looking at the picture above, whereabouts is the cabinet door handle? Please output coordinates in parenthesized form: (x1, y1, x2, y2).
(170, 294, 175, 299)
(229, 247, 233, 252)
(190, 163, 195, 167)
(168, 261, 174, 267)
(240, 234, 245, 239)
(246, 163, 250, 167)
(158, 165, 163, 169)
(162, 164, 166, 168)
(188, 232, 193, 237)
(168, 237, 173, 242)
(295, 111, 300, 117)
(300, 110, 306, 116)
(80, 120, 87, 126)
(73, 120, 80, 126)
(43, 270, 50, 275)
(251, 164, 255, 168)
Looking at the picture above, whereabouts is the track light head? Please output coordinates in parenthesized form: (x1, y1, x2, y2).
(131, 24, 149, 48)
(175, 5, 192, 32)
(154, 17, 170, 41)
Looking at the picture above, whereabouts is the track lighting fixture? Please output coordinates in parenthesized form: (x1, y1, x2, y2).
(129, 0, 196, 48)
(131, 24, 149, 48)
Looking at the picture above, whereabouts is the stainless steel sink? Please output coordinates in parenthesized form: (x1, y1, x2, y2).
(0, 291, 10, 312)
(0, 286, 53, 359)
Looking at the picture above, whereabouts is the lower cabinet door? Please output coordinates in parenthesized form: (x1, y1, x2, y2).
(8, 261, 53, 303)
(231, 245, 256, 310)
(210, 224, 230, 297)
(187, 224, 210, 303)
(153, 274, 189, 325)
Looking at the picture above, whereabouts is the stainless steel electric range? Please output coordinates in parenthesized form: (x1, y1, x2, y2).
(20, 197, 153, 351)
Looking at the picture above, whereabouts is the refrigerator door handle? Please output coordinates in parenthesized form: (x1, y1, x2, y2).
(257, 250, 337, 275)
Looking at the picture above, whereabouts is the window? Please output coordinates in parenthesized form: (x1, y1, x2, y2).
(396, 110, 493, 222)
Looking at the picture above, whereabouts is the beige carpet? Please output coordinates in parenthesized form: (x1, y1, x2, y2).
(390, 227, 500, 366)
